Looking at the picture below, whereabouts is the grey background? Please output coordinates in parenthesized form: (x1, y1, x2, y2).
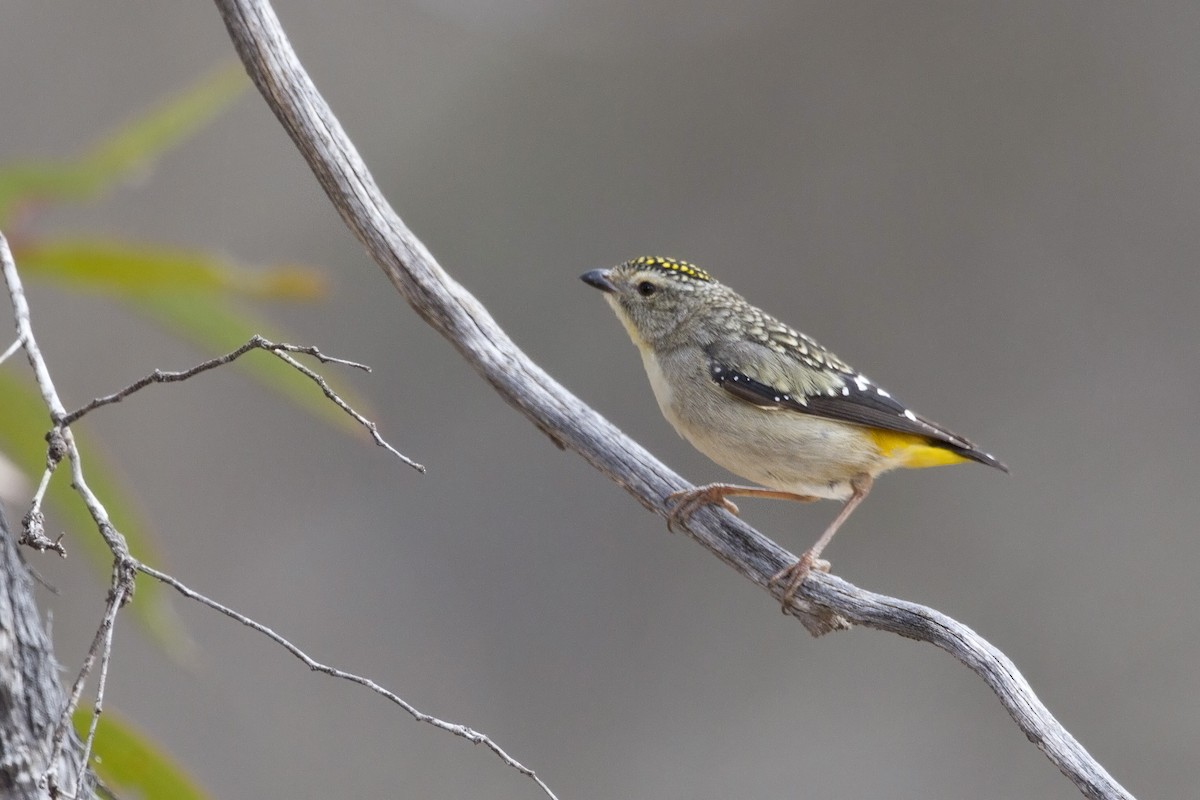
(3, 2, 1198, 798)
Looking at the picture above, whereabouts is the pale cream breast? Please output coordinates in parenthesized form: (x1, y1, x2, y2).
(640, 347, 890, 501)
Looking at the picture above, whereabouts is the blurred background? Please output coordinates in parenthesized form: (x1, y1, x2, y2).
(3, 2, 1198, 798)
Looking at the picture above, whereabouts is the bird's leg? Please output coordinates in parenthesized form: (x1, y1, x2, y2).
(770, 473, 874, 612)
(665, 483, 818, 532)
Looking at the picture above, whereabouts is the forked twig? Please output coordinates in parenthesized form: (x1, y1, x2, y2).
(60, 334, 424, 472)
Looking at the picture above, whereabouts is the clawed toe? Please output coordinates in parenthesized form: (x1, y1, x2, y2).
(665, 487, 740, 532)
(768, 552, 823, 612)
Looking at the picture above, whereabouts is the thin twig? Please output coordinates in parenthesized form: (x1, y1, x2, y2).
(211, 2, 1133, 798)
(1, 235, 68, 424)
(39, 449, 135, 789)
(265, 346, 423, 471)
(59, 335, 423, 472)
(44, 571, 131, 795)
(3, 235, 127, 559)
(0, 334, 23, 365)
(78, 562, 131, 787)
(138, 562, 560, 800)
(33, 429, 65, 496)
(2, 231, 137, 789)
(58, 336, 366, 423)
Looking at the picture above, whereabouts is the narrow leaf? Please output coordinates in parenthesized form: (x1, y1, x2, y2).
(17, 237, 326, 300)
(73, 707, 211, 800)
(0, 63, 247, 220)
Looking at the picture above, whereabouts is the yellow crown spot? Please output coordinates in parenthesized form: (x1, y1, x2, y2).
(869, 429, 970, 469)
(631, 256, 713, 282)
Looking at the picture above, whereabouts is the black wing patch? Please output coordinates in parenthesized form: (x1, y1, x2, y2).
(707, 358, 1007, 472)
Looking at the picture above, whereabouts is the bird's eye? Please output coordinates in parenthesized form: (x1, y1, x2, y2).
(637, 281, 657, 297)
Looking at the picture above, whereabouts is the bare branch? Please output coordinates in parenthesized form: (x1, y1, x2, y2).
(0, 334, 23, 365)
(2, 235, 130, 563)
(60, 334, 424, 472)
(138, 562, 560, 800)
(210, 2, 1135, 798)
(47, 563, 132, 795)
(264, 345, 423, 472)
(2, 231, 138, 789)
(2, 235, 68, 424)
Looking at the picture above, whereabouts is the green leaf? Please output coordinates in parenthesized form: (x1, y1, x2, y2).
(73, 707, 211, 800)
(0, 371, 192, 659)
(131, 292, 376, 436)
(17, 237, 326, 299)
(15, 238, 362, 437)
(0, 63, 248, 220)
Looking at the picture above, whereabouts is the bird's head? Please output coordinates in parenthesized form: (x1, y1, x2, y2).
(581, 256, 728, 351)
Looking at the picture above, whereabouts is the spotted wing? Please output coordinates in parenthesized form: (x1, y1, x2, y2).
(705, 338, 1007, 472)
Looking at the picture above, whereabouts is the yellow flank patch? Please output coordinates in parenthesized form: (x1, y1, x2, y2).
(868, 429, 969, 469)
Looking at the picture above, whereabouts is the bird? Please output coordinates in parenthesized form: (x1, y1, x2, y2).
(581, 256, 1006, 611)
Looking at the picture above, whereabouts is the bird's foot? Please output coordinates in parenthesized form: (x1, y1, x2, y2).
(768, 552, 831, 612)
(665, 485, 740, 532)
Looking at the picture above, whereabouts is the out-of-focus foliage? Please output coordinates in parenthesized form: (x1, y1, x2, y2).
(0, 64, 247, 218)
(18, 238, 325, 299)
(73, 708, 212, 800)
(0, 63, 358, 656)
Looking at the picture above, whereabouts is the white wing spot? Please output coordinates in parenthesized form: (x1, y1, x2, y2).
(903, 409, 917, 421)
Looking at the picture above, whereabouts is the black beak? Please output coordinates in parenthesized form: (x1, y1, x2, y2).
(580, 269, 617, 293)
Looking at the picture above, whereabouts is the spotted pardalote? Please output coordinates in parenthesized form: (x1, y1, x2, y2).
(582, 256, 1006, 609)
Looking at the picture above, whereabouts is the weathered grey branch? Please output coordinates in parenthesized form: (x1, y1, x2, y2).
(210, 1, 1135, 798)
(0, 505, 94, 799)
